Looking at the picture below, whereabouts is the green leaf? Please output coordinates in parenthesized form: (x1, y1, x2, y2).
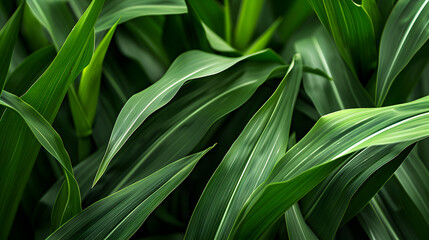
(376, 0, 429, 106)
(0, 0, 104, 237)
(75, 20, 119, 129)
(185, 55, 302, 240)
(358, 197, 401, 240)
(26, 0, 76, 48)
(0, 4, 23, 95)
(4, 45, 56, 96)
(234, 0, 264, 50)
(285, 204, 318, 240)
(93, 49, 283, 186)
(47, 147, 213, 240)
(294, 27, 373, 116)
(95, 0, 188, 31)
(0, 91, 81, 230)
(301, 143, 413, 239)
(230, 95, 429, 239)
(245, 17, 282, 55)
(307, 0, 377, 77)
(89, 56, 284, 196)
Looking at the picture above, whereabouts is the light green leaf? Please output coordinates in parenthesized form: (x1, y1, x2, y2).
(230, 95, 429, 239)
(93, 49, 283, 186)
(95, 0, 187, 31)
(376, 0, 429, 106)
(234, 0, 264, 50)
(0, 4, 23, 95)
(75, 20, 119, 130)
(245, 17, 282, 55)
(47, 147, 213, 240)
(185, 55, 302, 240)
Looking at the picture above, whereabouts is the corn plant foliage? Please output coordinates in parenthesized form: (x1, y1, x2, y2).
(1, 0, 429, 239)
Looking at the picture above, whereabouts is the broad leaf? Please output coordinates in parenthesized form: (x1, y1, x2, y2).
(301, 143, 413, 239)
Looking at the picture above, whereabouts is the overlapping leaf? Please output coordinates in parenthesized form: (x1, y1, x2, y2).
(307, 0, 377, 76)
(0, 4, 23, 95)
(295, 26, 373, 116)
(0, 0, 103, 237)
(93, 50, 283, 186)
(185, 55, 302, 239)
(0, 91, 81, 229)
(230, 95, 429, 239)
(47, 147, 213, 240)
(376, 0, 429, 105)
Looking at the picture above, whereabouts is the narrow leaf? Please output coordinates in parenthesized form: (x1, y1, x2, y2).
(185, 55, 302, 239)
(93, 50, 283, 186)
(0, 4, 23, 95)
(376, 0, 429, 105)
(230, 95, 429, 239)
(47, 147, 213, 240)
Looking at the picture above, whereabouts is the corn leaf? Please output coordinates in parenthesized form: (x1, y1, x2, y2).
(47, 147, 213, 240)
(0, 0, 104, 237)
(285, 204, 318, 240)
(185, 55, 302, 239)
(301, 143, 413, 239)
(376, 0, 429, 106)
(358, 198, 401, 240)
(90, 55, 284, 195)
(0, 91, 81, 229)
(93, 50, 283, 186)
(307, 0, 377, 76)
(0, 4, 23, 95)
(95, 0, 188, 31)
(4, 45, 56, 96)
(294, 27, 373, 116)
(230, 95, 429, 239)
